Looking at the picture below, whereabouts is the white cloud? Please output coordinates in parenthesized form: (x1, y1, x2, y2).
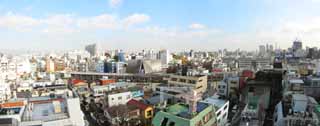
(77, 14, 118, 30)
(109, 0, 123, 8)
(6, 13, 320, 50)
(0, 13, 41, 31)
(0, 12, 151, 33)
(189, 23, 206, 30)
(122, 14, 150, 27)
(42, 14, 74, 26)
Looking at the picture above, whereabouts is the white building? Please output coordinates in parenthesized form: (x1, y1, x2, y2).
(202, 95, 229, 126)
(159, 50, 172, 68)
(107, 91, 132, 107)
(0, 94, 85, 126)
(91, 85, 110, 97)
(0, 81, 11, 103)
(238, 57, 271, 71)
(217, 80, 228, 97)
(273, 93, 319, 126)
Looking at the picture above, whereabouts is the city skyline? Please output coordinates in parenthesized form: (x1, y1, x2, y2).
(1, 0, 320, 51)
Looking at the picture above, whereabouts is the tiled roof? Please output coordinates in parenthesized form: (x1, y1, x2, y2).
(127, 99, 150, 110)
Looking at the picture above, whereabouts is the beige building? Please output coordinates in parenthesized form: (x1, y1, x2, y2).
(166, 74, 208, 94)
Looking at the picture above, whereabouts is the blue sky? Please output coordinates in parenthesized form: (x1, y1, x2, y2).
(1, 0, 320, 51)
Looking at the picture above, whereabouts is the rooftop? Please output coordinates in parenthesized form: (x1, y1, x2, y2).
(202, 96, 228, 110)
(127, 99, 150, 110)
(0, 107, 21, 115)
(107, 86, 142, 95)
(163, 102, 209, 119)
(289, 79, 304, 84)
(145, 94, 173, 105)
(292, 94, 308, 112)
(22, 96, 69, 122)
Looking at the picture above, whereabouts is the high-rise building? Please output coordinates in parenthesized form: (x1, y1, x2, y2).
(269, 45, 274, 52)
(189, 49, 194, 58)
(85, 43, 97, 57)
(118, 51, 125, 62)
(292, 40, 302, 52)
(159, 49, 171, 68)
(259, 45, 266, 55)
(104, 61, 126, 73)
(46, 58, 55, 72)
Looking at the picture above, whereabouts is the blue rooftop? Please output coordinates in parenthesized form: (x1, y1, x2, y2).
(202, 96, 227, 109)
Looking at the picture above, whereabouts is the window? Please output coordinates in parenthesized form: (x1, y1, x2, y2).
(161, 118, 168, 126)
(118, 96, 122, 100)
(223, 113, 227, 119)
(188, 80, 196, 84)
(180, 79, 186, 83)
(111, 98, 114, 100)
(208, 111, 213, 119)
(196, 120, 202, 126)
(169, 122, 175, 126)
(197, 86, 203, 89)
(230, 81, 237, 85)
(127, 95, 130, 99)
(217, 111, 221, 117)
(171, 78, 177, 81)
(199, 79, 203, 82)
(313, 81, 319, 87)
(249, 87, 255, 92)
(147, 110, 152, 116)
(224, 105, 228, 110)
(203, 114, 209, 123)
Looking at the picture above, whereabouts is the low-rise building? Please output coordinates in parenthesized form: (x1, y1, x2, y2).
(91, 82, 137, 98)
(0, 93, 85, 126)
(202, 96, 229, 126)
(157, 74, 207, 95)
(152, 102, 217, 126)
(0, 81, 11, 103)
(106, 86, 143, 107)
(127, 99, 153, 119)
(273, 93, 319, 126)
(304, 76, 320, 99)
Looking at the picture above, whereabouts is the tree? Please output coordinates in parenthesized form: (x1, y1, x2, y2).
(107, 105, 130, 126)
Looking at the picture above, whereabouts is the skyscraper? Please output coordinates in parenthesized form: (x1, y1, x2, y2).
(259, 45, 266, 55)
(292, 40, 303, 52)
(159, 49, 171, 68)
(85, 43, 97, 57)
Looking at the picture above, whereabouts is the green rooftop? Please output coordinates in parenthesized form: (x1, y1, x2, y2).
(166, 103, 188, 115)
(316, 104, 320, 113)
(152, 102, 217, 126)
(248, 95, 260, 110)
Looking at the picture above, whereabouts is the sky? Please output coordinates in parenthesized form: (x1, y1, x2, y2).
(1, 0, 320, 51)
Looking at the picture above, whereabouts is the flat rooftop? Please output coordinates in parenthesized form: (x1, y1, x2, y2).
(163, 102, 209, 119)
(289, 79, 304, 84)
(202, 96, 228, 110)
(108, 86, 142, 95)
(0, 107, 21, 115)
(22, 97, 69, 122)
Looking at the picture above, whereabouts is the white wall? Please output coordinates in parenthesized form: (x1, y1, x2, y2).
(107, 92, 132, 107)
(216, 101, 229, 126)
(66, 98, 85, 126)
